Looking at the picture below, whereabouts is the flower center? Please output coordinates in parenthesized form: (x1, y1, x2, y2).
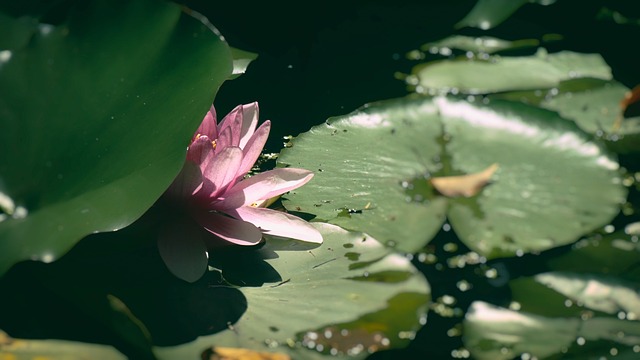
(194, 134, 217, 150)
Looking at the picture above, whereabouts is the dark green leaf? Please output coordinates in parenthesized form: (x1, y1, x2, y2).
(0, 0, 233, 275)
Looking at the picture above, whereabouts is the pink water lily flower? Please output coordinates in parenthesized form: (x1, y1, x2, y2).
(159, 102, 322, 282)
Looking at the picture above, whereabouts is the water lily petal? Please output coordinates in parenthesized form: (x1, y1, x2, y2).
(194, 105, 218, 141)
(187, 135, 215, 170)
(229, 206, 323, 244)
(238, 102, 259, 149)
(218, 168, 314, 209)
(166, 161, 202, 200)
(236, 120, 271, 181)
(195, 211, 263, 246)
(216, 125, 233, 153)
(218, 104, 243, 148)
(201, 146, 243, 199)
(157, 221, 209, 283)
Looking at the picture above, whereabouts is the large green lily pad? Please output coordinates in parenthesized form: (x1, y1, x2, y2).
(407, 49, 611, 95)
(155, 223, 430, 359)
(0, 0, 232, 275)
(278, 96, 626, 257)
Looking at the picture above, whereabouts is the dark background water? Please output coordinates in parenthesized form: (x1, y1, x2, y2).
(193, 0, 640, 151)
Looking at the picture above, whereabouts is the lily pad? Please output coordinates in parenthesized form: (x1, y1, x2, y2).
(155, 223, 430, 359)
(407, 49, 612, 95)
(0, 329, 126, 360)
(464, 300, 640, 360)
(0, 0, 232, 275)
(489, 78, 640, 152)
(511, 272, 640, 315)
(229, 47, 258, 80)
(455, 0, 557, 30)
(611, 117, 640, 153)
(546, 231, 640, 282)
(278, 96, 626, 257)
(538, 80, 640, 153)
(532, 272, 640, 316)
(418, 35, 540, 55)
(540, 80, 628, 133)
(478, 271, 640, 359)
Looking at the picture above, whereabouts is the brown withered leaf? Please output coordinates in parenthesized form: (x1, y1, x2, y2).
(430, 163, 499, 198)
(0, 330, 12, 346)
(613, 84, 640, 131)
(620, 85, 640, 117)
(620, 84, 640, 115)
(203, 346, 291, 360)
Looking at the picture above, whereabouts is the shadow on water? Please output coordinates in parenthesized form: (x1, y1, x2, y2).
(208, 243, 282, 287)
(0, 199, 292, 357)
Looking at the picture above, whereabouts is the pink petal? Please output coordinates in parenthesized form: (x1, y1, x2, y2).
(238, 102, 259, 149)
(195, 211, 263, 246)
(157, 221, 209, 283)
(216, 126, 234, 153)
(229, 206, 323, 244)
(236, 120, 271, 181)
(194, 105, 218, 141)
(186, 135, 215, 170)
(218, 105, 243, 147)
(218, 168, 314, 210)
(166, 161, 202, 200)
(200, 146, 243, 200)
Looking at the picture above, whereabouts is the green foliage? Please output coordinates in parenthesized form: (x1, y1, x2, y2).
(278, 96, 625, 258)
(0, 0, 233, 275)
